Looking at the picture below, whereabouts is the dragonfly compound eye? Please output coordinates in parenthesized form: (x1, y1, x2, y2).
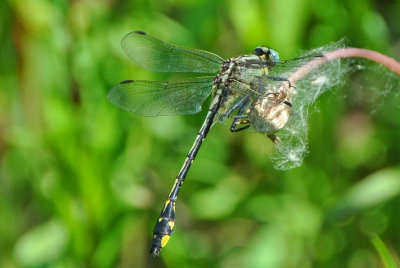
(254, 47, 264, 56)
(266, 49, 280, 63)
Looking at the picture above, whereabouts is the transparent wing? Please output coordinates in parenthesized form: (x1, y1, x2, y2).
(108, 76, 214, 116)
(267, 55, 325, 77)
(121, 31, 224, 73)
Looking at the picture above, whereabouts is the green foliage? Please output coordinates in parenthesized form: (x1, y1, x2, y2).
(1, 0, 399, 267)
(371, 234, 398, 268)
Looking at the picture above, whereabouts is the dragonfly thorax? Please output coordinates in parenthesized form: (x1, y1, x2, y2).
(213, 54, 271, 89)
(213, 46, 279, 90)
(211, 50, 282, 123)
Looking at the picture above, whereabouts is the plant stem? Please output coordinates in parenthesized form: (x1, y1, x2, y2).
(288, 48, 400, 85)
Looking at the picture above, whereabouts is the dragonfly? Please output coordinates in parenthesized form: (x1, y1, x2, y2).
(108, 31, 301, 256)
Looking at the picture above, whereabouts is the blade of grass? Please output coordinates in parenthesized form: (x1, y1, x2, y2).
(370, 233, 398, 268)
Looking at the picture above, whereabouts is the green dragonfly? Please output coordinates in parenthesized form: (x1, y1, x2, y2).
(108, 31, 298, 256)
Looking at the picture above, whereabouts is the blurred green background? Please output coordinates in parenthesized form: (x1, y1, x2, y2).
(1, 0, 400, 267)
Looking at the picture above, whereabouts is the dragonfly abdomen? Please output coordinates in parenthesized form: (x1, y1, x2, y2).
(150, 89, 224, 256)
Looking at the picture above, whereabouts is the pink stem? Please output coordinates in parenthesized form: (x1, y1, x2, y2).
(288, 48, 400, 85)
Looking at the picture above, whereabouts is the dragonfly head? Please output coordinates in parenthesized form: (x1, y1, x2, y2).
(254, 46, 280, 65)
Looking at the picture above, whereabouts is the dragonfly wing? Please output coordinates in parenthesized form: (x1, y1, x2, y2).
(108, 76, 214, 116)
(121, 31, 224, 73)
(267, 55, 325, 76)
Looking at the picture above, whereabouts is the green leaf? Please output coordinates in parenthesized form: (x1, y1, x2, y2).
(370, 233, 398, 268)
(14, 219, 68, 266)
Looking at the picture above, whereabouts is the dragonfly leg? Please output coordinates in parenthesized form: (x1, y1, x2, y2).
(230, 123, 250, 132)
(228, 95, 253, 132)
(230, 106, 251, 132)
(150, 89, 223, 256)
(265, 74, 295, 89)
(230, 116, 250, 132)
(221, 94, 250, 121)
